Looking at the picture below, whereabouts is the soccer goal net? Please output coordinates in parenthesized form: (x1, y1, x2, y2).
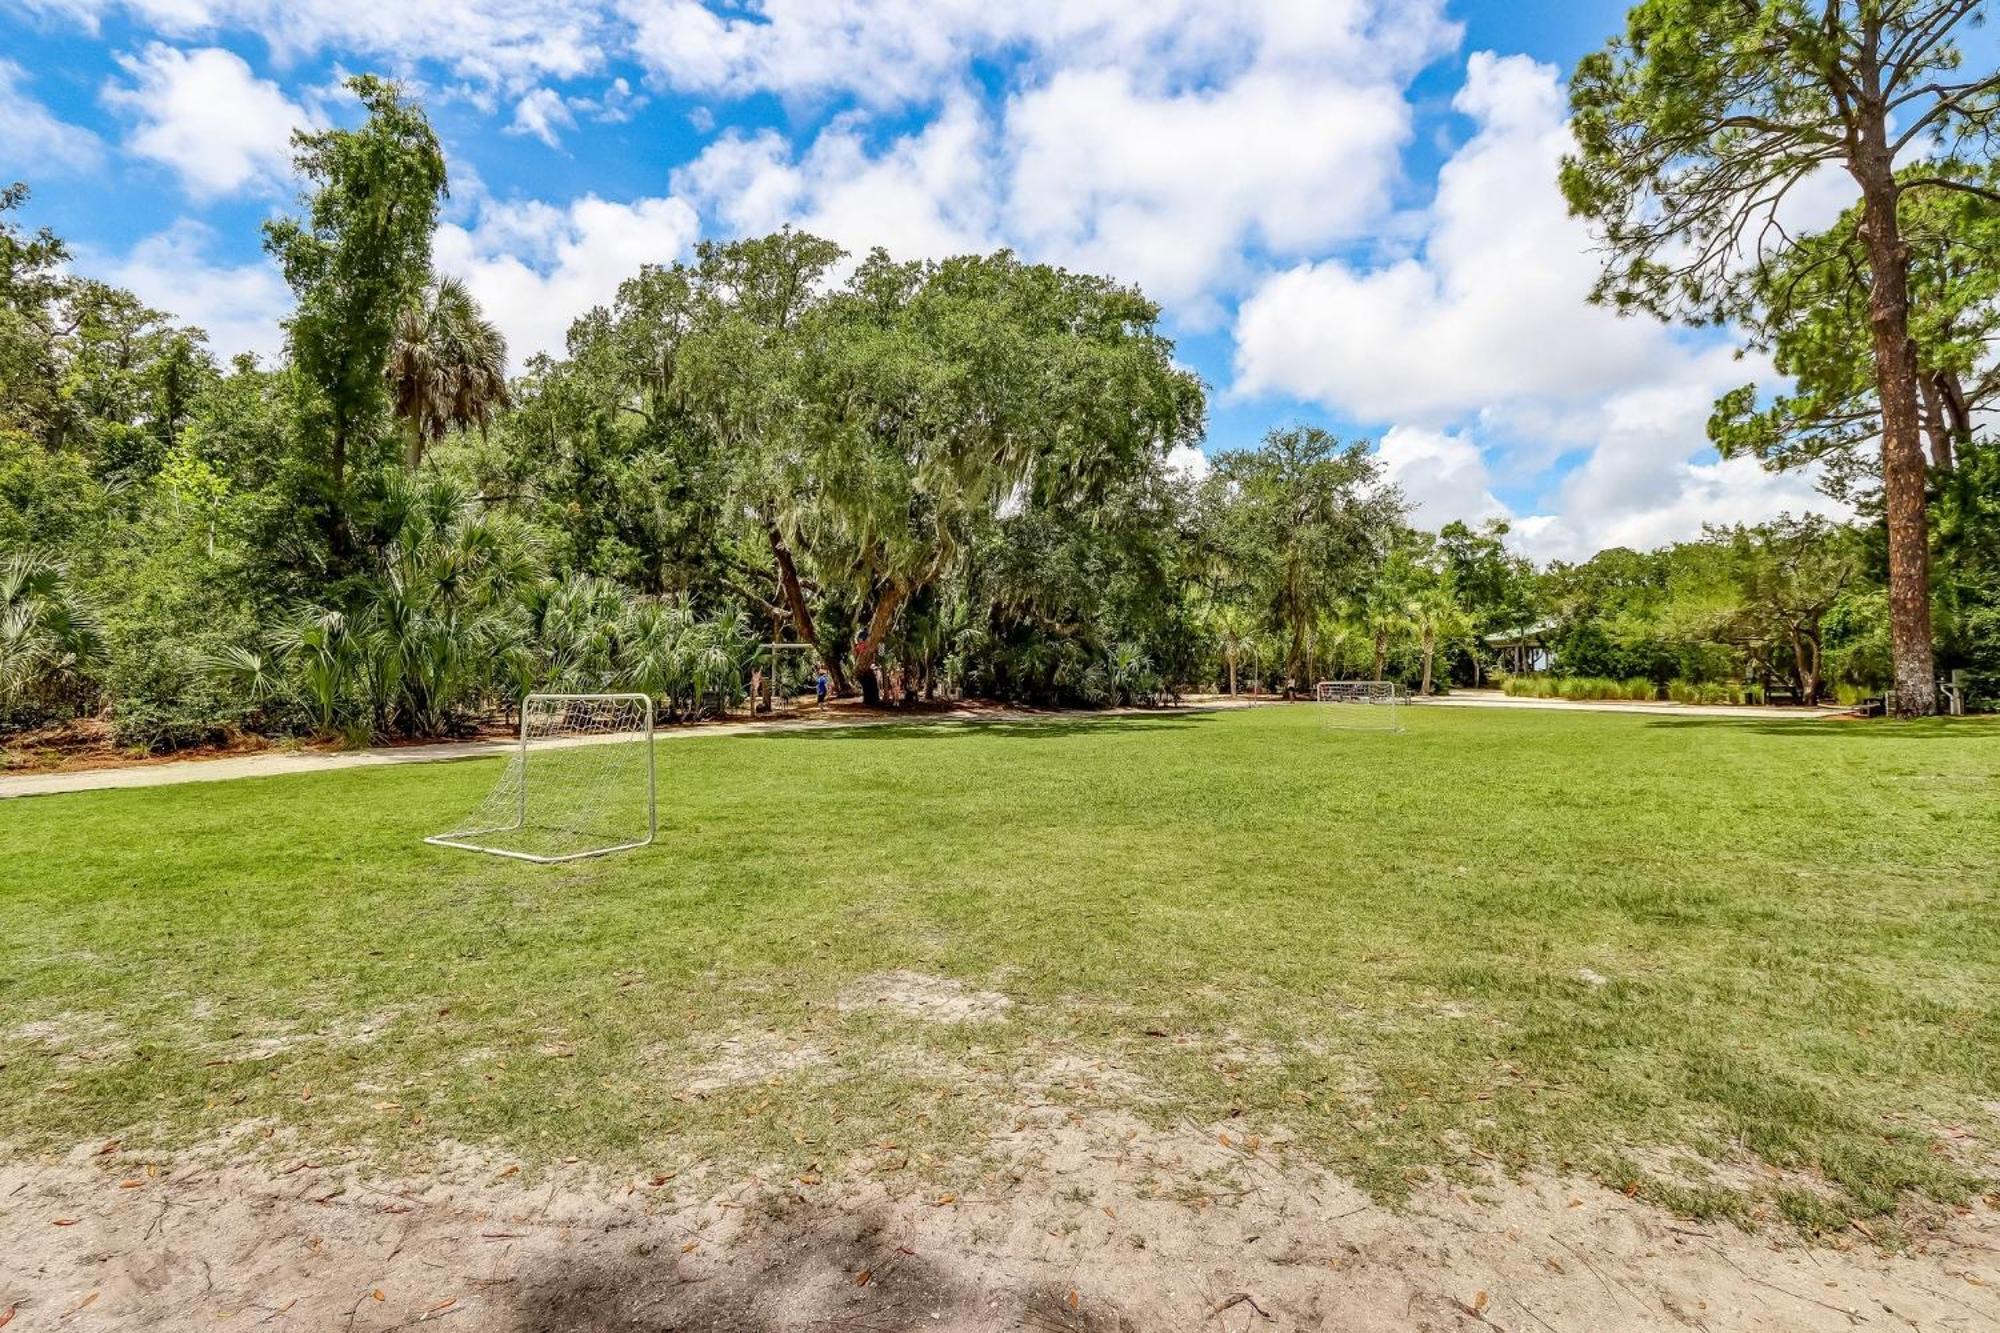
(426, 693, 657, 863)
(1313, 680, 1404, 730)
(759, 642, 818, 714)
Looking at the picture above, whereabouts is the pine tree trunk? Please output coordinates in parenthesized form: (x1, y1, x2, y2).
(1853, 139, 1936, 718)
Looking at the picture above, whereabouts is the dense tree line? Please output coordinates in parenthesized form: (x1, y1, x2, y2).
(2, 60, 1994, 754)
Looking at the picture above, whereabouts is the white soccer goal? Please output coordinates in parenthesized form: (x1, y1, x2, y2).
(1313, 680, 1404, 731)
(426, 693, 657, 863)
(759, 642, 818, 713)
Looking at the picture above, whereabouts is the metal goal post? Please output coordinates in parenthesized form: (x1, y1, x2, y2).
(1312, 679, 1404, 731)
(425, 692, 657, 863)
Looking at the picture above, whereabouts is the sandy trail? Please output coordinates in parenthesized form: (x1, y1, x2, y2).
(0, 702, 1251, 801)
(4, 1111, 1995, 1333)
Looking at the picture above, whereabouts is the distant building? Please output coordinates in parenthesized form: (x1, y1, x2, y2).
(1485, 622, 1556, 675)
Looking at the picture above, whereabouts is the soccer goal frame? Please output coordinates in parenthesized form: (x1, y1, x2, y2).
(760, 642, 819, 713)
(1313, 679, 1404, 731)
(425, 692, 657, 864)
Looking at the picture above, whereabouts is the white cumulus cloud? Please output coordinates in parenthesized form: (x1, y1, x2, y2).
(1234, 51, 1848, 560)
(1511, 350, 1843, 561)
(672, 97, 998, 264)
(666, 0, 1456, 315)
(624, 1, 1457, 108)
(1003, 66, 1412, 314)
(1375, 425, 1506, 527)
(102, 44, 315, 196)
(507, 87, 576, 147)
(84, 221, 292, 362)
(32, 0, 605, 88)
(433, 193, 702, 366)
(1233, 52, 1666, 422)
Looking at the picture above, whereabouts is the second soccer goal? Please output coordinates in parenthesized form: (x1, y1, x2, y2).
(426, 693, 657, 863)
(1313, 680, 1404, 730)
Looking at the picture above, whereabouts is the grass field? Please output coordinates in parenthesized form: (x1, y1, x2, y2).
(3, 704, 1996, 1237)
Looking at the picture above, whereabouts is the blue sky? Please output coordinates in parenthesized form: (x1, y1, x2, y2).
(1, 0, 1845, 559)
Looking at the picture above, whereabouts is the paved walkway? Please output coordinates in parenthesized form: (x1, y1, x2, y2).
(0, 702, 1248, 801)
(1419, 690, 1848, 720)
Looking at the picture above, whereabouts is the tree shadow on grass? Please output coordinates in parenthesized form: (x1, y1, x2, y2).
(753, 711, 1223, 743)
(1640, 715, 2000, 741)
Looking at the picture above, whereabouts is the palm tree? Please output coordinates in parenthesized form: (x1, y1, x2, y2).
(0, 552, 103, 718)
(1352, 579, 1407, 683)
(387, 277, 511, 471)
(1405, 584, 1473, 696)
(1312, 610, 1363, 685)
(1206, 600, 1254, 696)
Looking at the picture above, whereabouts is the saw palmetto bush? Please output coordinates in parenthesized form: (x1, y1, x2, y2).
(353, 474, 538, 735)
(528, 573, 749, 720)
(617, 597, 747, 719)
(211, 475, 536, 739)
(0, 551, 104, 726)
(1075, 642, 1156, 707)
(211, 476, 757, 741)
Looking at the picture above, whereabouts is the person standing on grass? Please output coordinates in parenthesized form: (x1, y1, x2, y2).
(815, 665, 829, 710)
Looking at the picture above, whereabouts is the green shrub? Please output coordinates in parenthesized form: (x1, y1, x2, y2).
(1667, 679, 1757, 705)
(1503, 675, 1657, 701)
(105, 637, 256, 751)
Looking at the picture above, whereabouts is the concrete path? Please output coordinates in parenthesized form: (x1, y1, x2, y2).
(0, 702, 1248, 801)
(1418, 689, 1848, 720)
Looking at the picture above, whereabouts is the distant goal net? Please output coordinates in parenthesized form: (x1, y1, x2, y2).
(1313, 680, 1404, 730)
(426, 693, 657, 863)
(759, 642, 818, 714)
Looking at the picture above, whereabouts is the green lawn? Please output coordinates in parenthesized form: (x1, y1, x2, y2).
(3, 705, 1996, 1234)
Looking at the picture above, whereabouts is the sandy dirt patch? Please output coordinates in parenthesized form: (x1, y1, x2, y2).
(676, 1030, 833, 1094)
(839, 971, 1014, 1024)
(7, 1013, 130, 1068)
(3, 1110, 1995, 1332)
